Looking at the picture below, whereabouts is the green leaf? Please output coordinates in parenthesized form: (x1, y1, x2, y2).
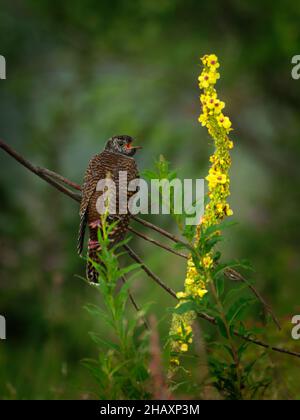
(172, 301, 197, 314)
(215, 316, 228, 339)
(118, 263, 141, 277)
(215, 276, 225, 298)
(226, 297, 255, 326)
(223, 284, 248, 307)
(88, 332, 120, 352)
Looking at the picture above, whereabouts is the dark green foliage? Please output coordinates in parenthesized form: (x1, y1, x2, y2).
(83, 216, 150, 399)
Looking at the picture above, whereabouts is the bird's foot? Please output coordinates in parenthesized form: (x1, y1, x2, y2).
(89, 219, 101, 229)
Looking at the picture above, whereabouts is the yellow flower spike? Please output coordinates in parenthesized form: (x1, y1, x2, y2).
(169, 54, 234, 370)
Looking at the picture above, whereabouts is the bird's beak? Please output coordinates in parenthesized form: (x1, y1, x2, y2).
(126, 143, 142, 150)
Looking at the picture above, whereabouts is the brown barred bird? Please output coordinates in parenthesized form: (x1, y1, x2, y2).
(77, 135, 141, 283)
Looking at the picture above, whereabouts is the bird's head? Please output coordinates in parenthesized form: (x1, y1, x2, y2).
(105, 135, 142, 157)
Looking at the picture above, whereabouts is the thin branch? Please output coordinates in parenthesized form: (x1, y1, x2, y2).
(36, 166, 82, 191)
(1, 139, 298, 360)
(123, 244, 177, 299)
(121, 275, 149, 330)
(132, 216, 189, 248)
(224, 268, 281, 331)
(128, 226, 188, 260)
(196, 312, 300, 359)
(0, 139, 82, 202)
(42, 173, 82, 202)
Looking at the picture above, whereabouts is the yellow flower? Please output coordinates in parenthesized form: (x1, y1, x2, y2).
(185, 325, 192, 334)
(208, 71, 220, 85)
(170, 358, 180, 366)
(198, 70, 220, 89)
(201, 54, 209, 65)
(176, 291, 187, 299)
(198, 113, 208, 127)
(201, 54, 220, 70)
(180, 343, 188, 352)
(203, 255, 213, 269)
(206, 96, 216, 109)
(216, 203, 224, 215)
(197, 289, 208, 298)
(206, 170, 227, 189)
(217, 114, 232, 131)
(185, 278, 193, 286)
(198, 72, 211, 88)
(207, 54, 220, 69)
(213, 99, 225, 114)
(225, 204, 233, 216)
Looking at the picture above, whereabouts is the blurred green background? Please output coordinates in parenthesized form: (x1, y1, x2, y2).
(1, 0, 300, 399)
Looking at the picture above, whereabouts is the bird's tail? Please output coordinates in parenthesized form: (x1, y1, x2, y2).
(86, 240, 102, 283)
(77, 213, 87, 256)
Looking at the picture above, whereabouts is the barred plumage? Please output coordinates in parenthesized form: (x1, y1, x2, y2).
(78, 136, 140, 283)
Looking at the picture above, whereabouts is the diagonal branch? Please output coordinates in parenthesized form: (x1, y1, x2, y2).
(132, 216, 189, 248)
(123, 244, 177, 298)
(120, 275, 149, 330)
(128, 226, 187, 259)
(36, 166, 82, 191)
(224, 268, 281, 330)
(0, 139, 82, 202)
(0, 139, 296, 359)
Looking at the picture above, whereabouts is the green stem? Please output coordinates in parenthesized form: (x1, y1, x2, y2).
(209, 274, 243, 399)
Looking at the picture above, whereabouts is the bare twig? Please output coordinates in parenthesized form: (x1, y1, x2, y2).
(132, 216, 189, 248)
(224, 268, 281, 330)
(121, 275, 149, 330)
(0, 139, 82, 202)
(1, 139, 298, 360)
(36, 166, 82, 191)
(128, 226, 187, 259)
(123, 244, 177, 299)
(196, 311, 300, 359)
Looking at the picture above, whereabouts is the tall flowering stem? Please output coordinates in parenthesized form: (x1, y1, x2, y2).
(169, 54, 234, 368)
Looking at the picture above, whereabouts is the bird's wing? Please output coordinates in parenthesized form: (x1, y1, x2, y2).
(77, 153, 104, 255)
